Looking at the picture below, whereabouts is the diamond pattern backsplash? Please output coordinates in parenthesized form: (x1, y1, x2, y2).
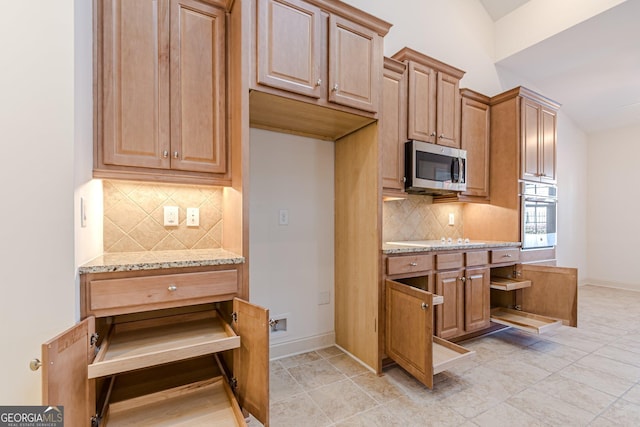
(383, 196, 464, 242)
(103, 180, 223, 252)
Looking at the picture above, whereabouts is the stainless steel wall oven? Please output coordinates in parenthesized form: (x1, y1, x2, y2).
(521, 182, 557, 249)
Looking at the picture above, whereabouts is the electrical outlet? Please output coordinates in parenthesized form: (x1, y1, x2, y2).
(80, 197, 87, 228)
(186, 207, 199, 227)
(279, 209, 289, 226)
(164, 206, 179, 226)
(318, 291, 330, 305)
(448, 213, 455, 226)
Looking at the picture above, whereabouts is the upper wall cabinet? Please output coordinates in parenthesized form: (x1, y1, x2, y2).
(492, 87, 560, 184)
(381, 57, 407, 193)
(392, 48, 465, 148)
(250, 0, 391, 140)
(95, 0, 229, 185)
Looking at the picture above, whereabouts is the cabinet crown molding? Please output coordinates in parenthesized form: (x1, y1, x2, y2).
(490, 86, 561, 110)
(306, 0, 392, 36)
(460, 88, 490, 104)
(391, 47, 465, 79)
(383, 56, 407, 74)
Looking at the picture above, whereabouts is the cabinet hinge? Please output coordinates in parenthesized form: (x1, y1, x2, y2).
(90, 414, 101, 427)
(231, 312, 238, 324)
(90, 333, 99, 347)
(229, 377, 238, 392)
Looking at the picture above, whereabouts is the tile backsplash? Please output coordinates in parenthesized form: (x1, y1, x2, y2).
(103, 180, 223, 252)
(383, 196, 464, 242)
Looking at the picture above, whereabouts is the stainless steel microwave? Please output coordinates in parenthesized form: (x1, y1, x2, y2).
(404, 140, 467, 194)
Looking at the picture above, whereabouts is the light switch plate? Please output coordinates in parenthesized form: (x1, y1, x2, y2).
(164, 206, 179, 226)
(186, 207, 199, 227)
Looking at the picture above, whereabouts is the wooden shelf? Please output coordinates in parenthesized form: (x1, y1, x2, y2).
(490, 276, 531, 291)
(490, 307, 561, 334)
(89, 311, 240, 379)
(433, 294, 444, 306)
(432, 336, 475, 374)
(105, 377, 245, 426)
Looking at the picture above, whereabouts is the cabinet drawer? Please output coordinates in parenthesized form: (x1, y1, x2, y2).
(465, 251, 488, 267)
(491, 248, 520, 264)
(435, 252, 464, 270)
(387, 254, 433, 275)
(88, 270, 238, 316)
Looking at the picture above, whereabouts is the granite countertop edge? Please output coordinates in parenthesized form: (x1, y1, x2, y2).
(79, 249, 245, 274)
(382, 241, 521, 255)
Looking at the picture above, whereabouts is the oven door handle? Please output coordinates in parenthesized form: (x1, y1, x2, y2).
(524, 196, 557, 203)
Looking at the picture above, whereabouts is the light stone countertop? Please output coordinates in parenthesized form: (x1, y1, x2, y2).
(78, 248, 245, 274)
(382, 240, 520, 254)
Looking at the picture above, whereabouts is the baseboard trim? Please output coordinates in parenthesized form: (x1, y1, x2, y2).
(581, 279, 640, 292)
(269, 332, 335, 360)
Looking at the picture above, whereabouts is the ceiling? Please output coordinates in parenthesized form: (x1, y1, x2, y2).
(479, 0, 530, 21)
(482, 0, 640, 134)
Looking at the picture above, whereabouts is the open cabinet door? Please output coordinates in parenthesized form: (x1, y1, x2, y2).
(385, 280, 434, 388)
(233, 298, 269, 426)
(521, 265, 578, 327)
(42, 317, 96, 427)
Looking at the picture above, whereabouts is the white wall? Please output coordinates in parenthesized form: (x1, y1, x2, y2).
(586, 124, 640, 290)
(0, 0, 76, 404)
(249, 129, 335, 358)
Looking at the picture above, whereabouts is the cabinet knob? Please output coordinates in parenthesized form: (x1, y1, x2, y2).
(162, 150, 169, 158)
(30, 358, 42, 371)
(332, 83, 339, 92)
(173, 151, 179, 159)
(460, 276, 466, 282)
(168, 285, 178, 292)
(430, 132, 436, 137)
(316, 79, 322, 87)
(439, 134, 445, 139)
(421, 302, 428, 310)
(409, 262, 418, 266)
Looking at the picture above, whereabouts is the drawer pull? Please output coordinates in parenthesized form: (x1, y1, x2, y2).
(168, 285, 178, 292)
(421, 302, 428, 310)
(503, 254, 512, 258)
(409, 262, 418, 266)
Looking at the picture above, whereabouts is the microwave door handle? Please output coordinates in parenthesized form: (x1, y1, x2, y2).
(451, 158, 459, 182)
(459, 158, 465, 183)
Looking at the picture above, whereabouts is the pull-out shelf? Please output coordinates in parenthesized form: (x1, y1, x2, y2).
(89, 310, 239, 379)
(433, 336, 474, 374)
(490, 307, 562, 334)
(489, 276, 531, 291)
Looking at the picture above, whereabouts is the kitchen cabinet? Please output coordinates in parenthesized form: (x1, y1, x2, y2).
(381, 57, 407, 193)
(522, 97, 558, 183)
(39, 265, 269, 426)
(391, 47, 465, 148)
(95, 0, 228, 185)
(254, 0, 386, 113)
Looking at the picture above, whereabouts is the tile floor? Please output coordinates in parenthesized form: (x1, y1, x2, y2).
(259, 285, 640, 426)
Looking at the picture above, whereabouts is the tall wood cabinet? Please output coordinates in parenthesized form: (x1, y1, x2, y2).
(381, 57, 407, 193)
(392, 47, 465, 148)
(95, 0, 228, 184)
(40, 264, 269, 426)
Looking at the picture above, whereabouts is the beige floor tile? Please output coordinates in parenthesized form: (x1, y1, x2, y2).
(558, 364, 635, 397)
(269, 392, 332, 427)
(384, 396, 468, 427)
(528, 374, 617, 415)
(472, 402, 546, 427)
(507, 388, 595, 426)
(438, 385, 507, 418)
(288, 359, 347, 391)
(327, 354, 370, 377)
(270, 367, 304, 403)
(482, 354, 551, 385)
(351, 372, 405, 403)
(307, 379, 377, 423)
(279, 351, 323, 368)
(622, 384, 640, 405)
(588, 416, 624, 427)
(334, 405, 400, 427)
(575, 354, 640, 382)
(512, 346, 574, 373)
(528, 338, 589, 361)
(598, 399, 640, 424)
(594, 345, 640, 367)
(317, 346, 345, 359)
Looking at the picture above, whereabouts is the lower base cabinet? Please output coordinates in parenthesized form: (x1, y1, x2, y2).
(40, 298, 269, 426)
(385, 280, 474, 389)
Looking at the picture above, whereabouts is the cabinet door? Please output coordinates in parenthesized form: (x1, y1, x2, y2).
(435, 269, 464, 339)
(381, 61, 407, 190)
(232, 298, 269, 426)
(521, 98, 541, 182)
(436, 72, 460, 148)
(329, 15, 380, 112)
(41, 317, 96, 427)
(102, 0, 171, 169)
(521, 265, 577, 326)
(170, 0, 226, 174)
(464, 266, 490, 332)
(540, 107, 557, 183)
(407, 61, 437, 143)
(256, 0, 323, 98)
(460, 95, 490, 197)
(385, 280, 434, 388)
